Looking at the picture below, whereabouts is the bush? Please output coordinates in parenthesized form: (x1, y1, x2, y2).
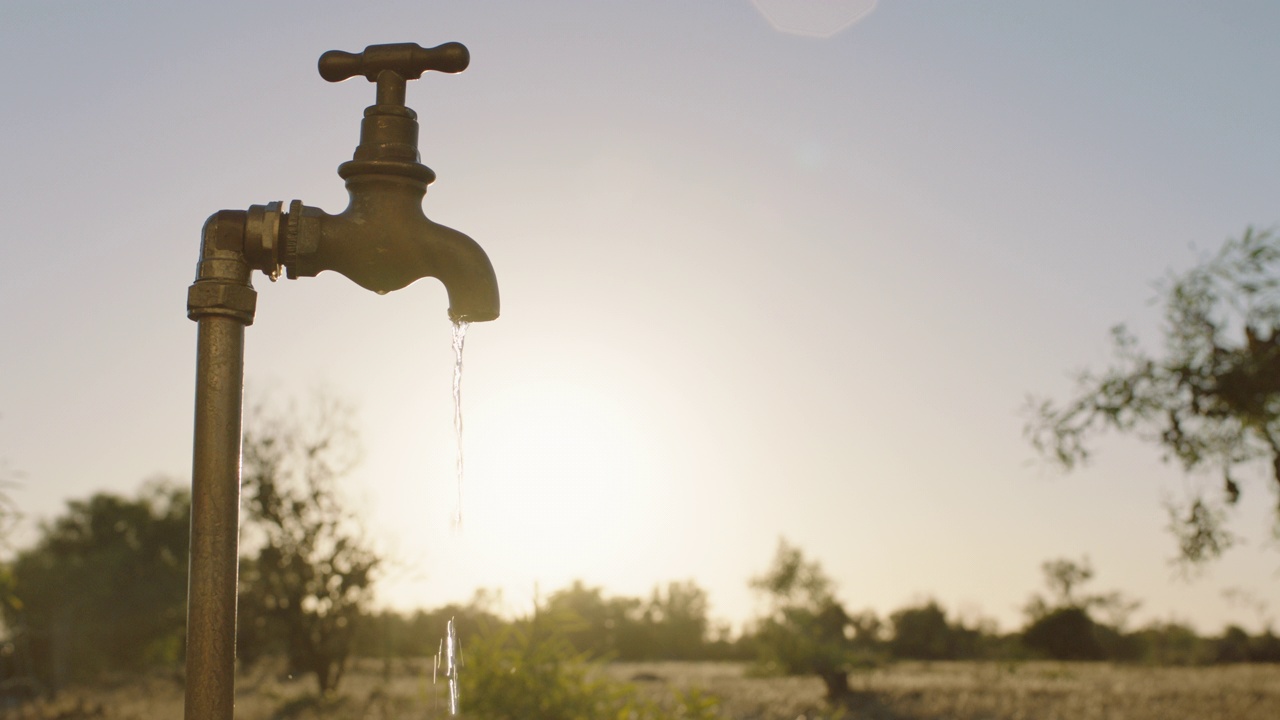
(1215, 626, 1253, 663)
(1130, 622, 1214, 666)
(888, 601, 988, 660)
(748, 540, 881, 700)
(458, 605, 725, 720)
(1023, 608, 1105, 660)
(4, 483, 190, 686)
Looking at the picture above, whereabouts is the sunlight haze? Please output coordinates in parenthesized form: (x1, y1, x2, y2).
(2, 1, 1279, 637)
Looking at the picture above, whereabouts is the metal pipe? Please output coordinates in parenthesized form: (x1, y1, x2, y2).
(185, 211, 256, 720)
(185, 314, 246, 720)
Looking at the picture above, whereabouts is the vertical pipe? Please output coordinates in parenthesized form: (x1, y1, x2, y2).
(184, 314, 245, 720)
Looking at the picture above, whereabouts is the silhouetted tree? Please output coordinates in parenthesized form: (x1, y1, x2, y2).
(1027, 227, 1280, 563)
(1024, 608, 1105, 660)
(1215, 625, 1254, 663)
(1022, 557, 1140, 628)
(542, 579, 715, 661)
(1020, 557, 1138, 661)
(1250, 630, 1280, 662)
(544, 581, 636, 659)
(0, 455, 20, 548)
(890, 601, 968, 660)
(749, 539, 876, 700)
(237, 393, 380, 694)
(3, 482, 189, 686)
(1130, 621, 1213, 665)
(643, 580, 710, 660)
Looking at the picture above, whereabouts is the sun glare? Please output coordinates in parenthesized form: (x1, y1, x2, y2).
(461, 378, 667, 581)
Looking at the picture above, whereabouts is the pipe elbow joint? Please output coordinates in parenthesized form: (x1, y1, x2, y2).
(195, 210, 251, 283)
(189, 210, 257, 324)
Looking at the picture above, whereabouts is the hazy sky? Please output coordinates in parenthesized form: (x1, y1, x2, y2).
(2, 1, 1279, 635)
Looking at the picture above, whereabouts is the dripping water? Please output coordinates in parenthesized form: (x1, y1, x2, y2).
(447, 617, 461, 714)
(451, 321, 470, 530)
(433, 616, 461, 715)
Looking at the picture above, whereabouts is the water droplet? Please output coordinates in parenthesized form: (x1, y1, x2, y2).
(375, 288, 389, 296)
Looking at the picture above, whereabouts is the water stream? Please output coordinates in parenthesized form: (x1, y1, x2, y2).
(446, 617, 461, 714)
(434, 617, 461, 714)
(451, 320, 470, 530)
(441, 323, 469, 714)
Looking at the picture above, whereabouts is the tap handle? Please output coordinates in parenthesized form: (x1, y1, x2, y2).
(319, 42, 470, 83)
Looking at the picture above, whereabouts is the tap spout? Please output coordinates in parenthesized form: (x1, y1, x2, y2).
(283, 175, 500, 321)
(265, 52, 500, 322)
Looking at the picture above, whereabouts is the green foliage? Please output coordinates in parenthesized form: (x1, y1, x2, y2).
(1023, 608, 1106, 660)
(1215, 625, 1254, 663)
(3, 481, 189, 685)
(1019, 557, 1144, 662)
(1022, 557, 1140, 628)
(543, 580, 640, 660)
(458, 604, 726, 720)
(538, 579, 719, 662)
(1027, 227, 1280, 563)
(642, 581, 712, 661)
(749, 539, 878, 700)
(237, 393, 380, 695)
(351, 591, 503, 660)
(889, 601, 983, 660)
(1130, 621, 1214, 666)
(348, 581, 749, 667)
(0, 459, 20, 548)
(1205, 625, 1280, 663)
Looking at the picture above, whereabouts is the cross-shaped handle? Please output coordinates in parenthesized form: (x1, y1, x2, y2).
(319, 42, 470, 106)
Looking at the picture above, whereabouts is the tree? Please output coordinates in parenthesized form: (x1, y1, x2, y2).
(1023, 607, 1105, 661)
(3, 482, 189, 686)
(0, 455, 20, 548)
(541, 579, 714, 661)
(544, 581, 636, 659)
(1027, 227, 1280, 563)
(351, 590, 504, 662)
(1020, 557, 1139, 661)
(749, 539, 878, 700)
(641, 580, 711, 660)
(237, 393, 380, 695)
(889, 600, 976, 660)
(1023, 557, 1139, 624)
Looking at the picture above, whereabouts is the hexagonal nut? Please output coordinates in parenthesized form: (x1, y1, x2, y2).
(187, 282, 257, 324)
(285, 201, 324, 279)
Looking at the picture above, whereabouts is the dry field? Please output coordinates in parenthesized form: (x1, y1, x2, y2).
(5, 659, 1279, 720)
(609, 661, 1280, 720)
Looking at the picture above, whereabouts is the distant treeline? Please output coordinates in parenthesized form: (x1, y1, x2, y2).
(348, 583, 1280, 668)
(1, 483, 1277, 700)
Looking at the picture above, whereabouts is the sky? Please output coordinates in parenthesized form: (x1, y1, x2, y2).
(2, 1, 1279, 636)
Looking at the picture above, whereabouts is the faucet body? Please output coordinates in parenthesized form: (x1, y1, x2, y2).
(238, 49, 499, 320)
(184, 43, 497, 720)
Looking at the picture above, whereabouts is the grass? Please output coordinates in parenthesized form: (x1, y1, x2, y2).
(609, 661, 1280, 720)
(9, 659, 1279, 719)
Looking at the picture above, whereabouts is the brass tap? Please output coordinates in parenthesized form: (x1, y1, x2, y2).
(183, 44, 498, 720)
(226, 42, 500, 321)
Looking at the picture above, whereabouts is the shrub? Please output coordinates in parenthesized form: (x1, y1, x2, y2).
(1023, 608, 1105, 660)
(458, 605, 725, 720)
